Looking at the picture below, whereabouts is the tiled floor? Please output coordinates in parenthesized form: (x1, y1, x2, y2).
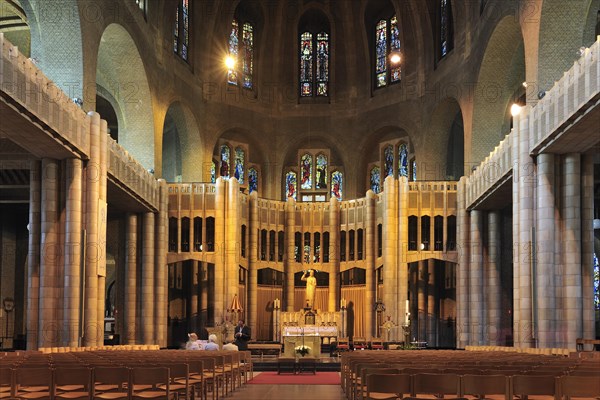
(227, 383, 346, 400)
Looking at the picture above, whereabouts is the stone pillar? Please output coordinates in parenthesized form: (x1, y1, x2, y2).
(124, 214, 137, 344)
(581, 154, 595, 348)
(329, 197, 340, 313)
(248, 192, 259, 336)
(155, 180, 168, 347)
(97, 121, 108, 344)
(39, 158, 60, 348)
(562, 153, 582, 349)
(200, 262, 208, 330)
(214, 178, 226, 322)
(469, 210, 484, 346)
(27, 161, 41, 349)
(511, 121, 521, 347)
(398, 177, 410, 337)
(427, 259, 437, 347)
(63, 158, 83, 348)
(382, 176, 398, 340)
(284, 198, 296, 312)
(486, 211, 502, 345)
(226, 178, 240, 314)
(364, 191, 376, 337)
(83, 112, 100, 347)
(456, 177, 470, 348)
(190, 260, 199, 333)
(417, 261, 426, 343)
(536, 153, 556, 348)
(141, 212, 155, 344)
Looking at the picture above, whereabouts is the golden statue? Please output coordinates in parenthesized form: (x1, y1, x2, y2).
(301, 269, 317, 310)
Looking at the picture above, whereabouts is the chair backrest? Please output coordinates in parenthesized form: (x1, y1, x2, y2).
(462, 375, 509, 400)
(14, 367, 53, 398)
(412, 373, 461, 396)
(54, 367, 93, 399)
(366, 373, 411, 399)
(559, 375, 600, 398)
(511, 375, 557, 396)
(130, 367, 170, 396)
(92, 366, 130, 396)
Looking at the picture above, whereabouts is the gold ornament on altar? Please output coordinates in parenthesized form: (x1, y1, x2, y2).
(295, 345, 310, 357)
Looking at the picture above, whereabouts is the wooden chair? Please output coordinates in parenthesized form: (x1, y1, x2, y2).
(353, 338, 368, 351)
(239, 351, 253, 383)
(130, 367, 175, 400)
(337, 338, 351, 354)
(369, 338, 384, 350)
(511, 375, 558, 400)
(558, 375, 600, 399)
(365, 373, 411, 400)
(462, 374, 509, 400)
(358, 368, 399, 400)
(0, 368, 14, 399)
(92, 366, 130, 400)
(54, 367, 93, 400)
(14, 367, 53, 400)
(407, 373, 465, 400)
(157, 363, 189, 400)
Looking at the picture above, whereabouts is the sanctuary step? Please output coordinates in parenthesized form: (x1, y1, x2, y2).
(252, 356, 341, 372)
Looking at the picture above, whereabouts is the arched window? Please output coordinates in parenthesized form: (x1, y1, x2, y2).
(370, 166, 381, 194)
(210, 160, 216, 183)
(300, 31, 329, 97)
(411, 158, 417, 181)
(286, 171, 297, 200)
(220, 145, 231, 178)
(300, 154, 313, 189)
(375, 15, 401, 88)
(316, 154, 328, 189)
(234, 147, 245, 183)
(331, 171, 343, 200)
(228, 19, 254, 88)
(248, 167, 258, 193)
(398, 143, 408, 177)
(439, 0, 454, 59)
(174, 0, 190, 61)
(384, 145, 394, 177)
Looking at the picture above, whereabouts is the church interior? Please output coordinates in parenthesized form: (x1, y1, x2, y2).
(0, 0, 599, 362)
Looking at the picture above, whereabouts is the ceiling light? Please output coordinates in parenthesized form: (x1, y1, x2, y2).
(510, 103, 522, 117)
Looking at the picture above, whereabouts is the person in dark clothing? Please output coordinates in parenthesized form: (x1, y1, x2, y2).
(234, 319, 251, 351)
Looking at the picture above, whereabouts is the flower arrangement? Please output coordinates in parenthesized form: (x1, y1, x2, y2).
(295, 345, 310, 357)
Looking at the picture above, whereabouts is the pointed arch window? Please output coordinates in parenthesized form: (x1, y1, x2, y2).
(286, 171, 298, 200)
(399, 143, 408, 177)
(300, 154, 313, 189)
(228, 19, 254, 88)
(248, 167, 258, 193)
(384, 145, 394, 177)
(411, 158, 417, 181)
(331, 171, 343, 200)
(220, 145, 231, 178)
(316, 154, 328, 189)
(439, 0, 454, 59)
(370, 166, 381, 194)
(375, 15, 401, 88)
(234, 147, 245, 183)
(210, 160, 216, 183)
(299, 31, 329, 97)
(174, 0, 190, 61)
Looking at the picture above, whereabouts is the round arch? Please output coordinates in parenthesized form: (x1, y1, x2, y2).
(426, 98, 464, 180)
(96, 23, 155, 170)
(471, 16, 524, 165)
(162, 102, 203, 182)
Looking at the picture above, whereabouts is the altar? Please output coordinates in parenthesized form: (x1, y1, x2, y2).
(282, 334, 322, 359)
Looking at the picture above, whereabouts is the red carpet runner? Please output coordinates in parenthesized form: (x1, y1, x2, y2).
(248, 372, 341, 385)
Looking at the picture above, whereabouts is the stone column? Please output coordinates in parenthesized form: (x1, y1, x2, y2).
(511, 120, 521, 347)
(141, 212, 155, 344)
(469, 210, 484, 346)
(248, 192, 259, 336)
(63, 158, 83, 348)
(581, 154, 595, 348)
(124, 214, 137, 344)
(200, 262, 208, 330)
(382, 176, 398, 340)
(427, 259, 437, 347)
(364, 191, 376, 337)
(97, 121, 108, 344)
(456, 177, 470, 348)
(417, 261, 426, 343)
(190, 261, 199, 333)
(398, 177, 410, 337)
(562, 153, 582, 349)
(486, 211, 502, 345)
(329, 197, 340, 313)
(155, 180, 168, 347)
(83, 112, 100, 347)
(27, 161, 41, 349)
(214, 178, 226, 322)
(284, 198, 296, 311)
(39, 158, 60, 348)
(536, 153, 556, 348)
(226, 178, 240, 312)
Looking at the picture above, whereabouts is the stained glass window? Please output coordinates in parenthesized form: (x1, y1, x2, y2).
(384, 145, 394, 177)
(331, 171, 343, 200)
(242, 23, 254, 89)
(412, 159, 417, 181)
(399, 143, 408, 177)
(316, 32, 329, 96)
(390, 16, 401, 83)
(594, 253, 599, 310)
(248, 167, 258, 193)
(440, 0, 453, 58)
(210, 160, 216, 183)
(234, 147, 245, 183)
(370, 166, 381, 194)
(304, 245, 311, 263)
(286, 171, 297, 200)
(300, 32, 313, 97)
(300, 154, 312, 189)
(220, 145, 230, 178)
(174, 0, 190, 60)
(228, 19, 239, 85)
(316, 154, 328, 189)
(375, 19, 387, 88)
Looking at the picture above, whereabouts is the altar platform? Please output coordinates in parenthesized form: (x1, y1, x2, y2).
(251, 356, 341, 372)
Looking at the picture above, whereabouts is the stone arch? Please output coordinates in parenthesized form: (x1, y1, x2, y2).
(426, 98, 464, 180)
(538, 0, 596, 91)
(96, 23, 155, 170)
(162, 102, 203, 182)
(0, 0, 30, 56)
(582, 0, 600, 47)
(471, 16, 524, 165)
(18, 0, 84, 99)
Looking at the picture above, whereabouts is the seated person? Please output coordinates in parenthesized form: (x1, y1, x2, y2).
(222, 340, 239, 351)
(185, 333, 200, 350)
(204, 334, 220, 351)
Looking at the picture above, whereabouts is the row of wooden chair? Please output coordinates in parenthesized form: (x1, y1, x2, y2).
(336, 337, 385, 352)
(37, 345, 161, 353)
(363, 372, 600, 400)
(465, 345, 572, 356)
